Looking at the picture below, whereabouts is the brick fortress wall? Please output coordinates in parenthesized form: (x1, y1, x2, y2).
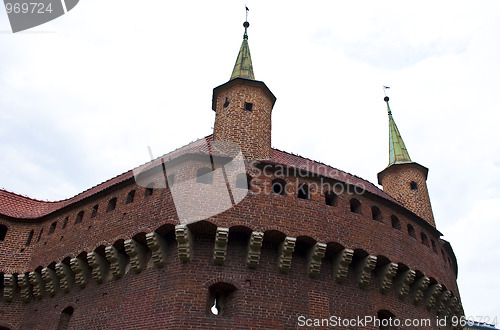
(0, 157, 462, 329)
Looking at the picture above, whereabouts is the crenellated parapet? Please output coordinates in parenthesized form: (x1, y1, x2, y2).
(213, 227, 229, 265)
(306, 242, 326, 278)
(332, 248, 354, 284)
(246, 231, 263, 269)
(277, 237, 296, 273)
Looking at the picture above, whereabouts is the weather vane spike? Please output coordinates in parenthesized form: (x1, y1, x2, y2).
(243, 5, 250, 40)
(383, 86, 391, 115)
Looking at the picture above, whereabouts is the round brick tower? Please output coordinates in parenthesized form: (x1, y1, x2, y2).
(0, 20, 463, 330)
(377, 96, 436, 227)
(212, 21, 276, 160)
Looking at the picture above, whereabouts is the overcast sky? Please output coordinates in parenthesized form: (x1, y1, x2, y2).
(1, 0, 499, 320)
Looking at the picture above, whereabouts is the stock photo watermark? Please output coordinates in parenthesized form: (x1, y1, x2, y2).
(132, 139, 366, 225)
(3, 0, 79, 32)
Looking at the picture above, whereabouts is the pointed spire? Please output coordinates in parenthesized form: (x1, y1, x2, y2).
(230, 21, 255, 80)
(385, 96, 412, 166)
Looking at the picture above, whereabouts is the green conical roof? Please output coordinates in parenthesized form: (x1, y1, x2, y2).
(386, 97, 412, 166)
(230, 22, 255, 80)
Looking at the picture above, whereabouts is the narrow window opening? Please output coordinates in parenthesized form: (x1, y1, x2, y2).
(196, 167, 214, 185)
(391, 215, 401, 230)
(325, 191, 338, 206)
(371, 206, 382, 221)
(441, 249, 446, 262)
(297, 183, 309, 200)
(410, 181, 418, 190)
(208, 282, 237, 317)
(407, 224, 416, 239)
(377, 310, 397, 330)
(431, 239, 437, 253)
(107, 197, 117, 212)
(91, 205, 98, 217)
(244, 102, 253, 111)
(48, 222, 57, 235)
(350, 198, 362, 214)
(235, 173, 251, 190)
(26, 230, 34, 246)
(61, 217, 69, 229)
(0, 225, 7, 241)
(271, 178, 287, 195)
(421, 232, 429, 247)
(75, 211, 84, 224)
(37, 228, 43, 242)
(57, 306, 74, 330)
(126, 190, 135, 204)
(145, 183, 154, 197)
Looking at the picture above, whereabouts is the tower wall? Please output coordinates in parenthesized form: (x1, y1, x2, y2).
(378, 163, 435, 227)
(213, 79, 275, 160)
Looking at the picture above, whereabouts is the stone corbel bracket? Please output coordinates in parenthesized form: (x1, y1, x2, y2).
(246, 231, 263, 269)
(3, 274, 17, 302)
(394, 269, 415, 300)
(41, 267, 59, 297)
(105, 245, 128, 279)
(55, 262, 74, 293)
(307, 242, 326, 278)
(332, 248, 354, 284)
(355, 255, 377, 289)
(18, 273, 32, 303)
(436, 290, 452, 314)
(411, 276, 430, 305)
(125, 238, 149, 273)
(175, 225, 193, 262)
(376, 262, 398, 294)
(87, 251, 109, 283)
(70, 256, 91, 289)
(278, 237, 296, 274)
(424, 283, 442, 311)
(29, 271, 45, 300)
(213, 227, 229, 265)
(146, 231, 168, 268)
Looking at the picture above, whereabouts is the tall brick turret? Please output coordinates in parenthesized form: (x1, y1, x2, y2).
(377, 96, 436, 227)
(212, 20, 276, 160)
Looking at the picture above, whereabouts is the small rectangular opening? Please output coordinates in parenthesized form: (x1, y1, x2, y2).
(244, 102, 253, 111)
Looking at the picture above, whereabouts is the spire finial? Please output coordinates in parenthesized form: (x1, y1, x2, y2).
(383, 86, 391, 115)
(383, 87, 412, 166)
(230, 8, 255, 80)
(244, 6, 250, 40)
